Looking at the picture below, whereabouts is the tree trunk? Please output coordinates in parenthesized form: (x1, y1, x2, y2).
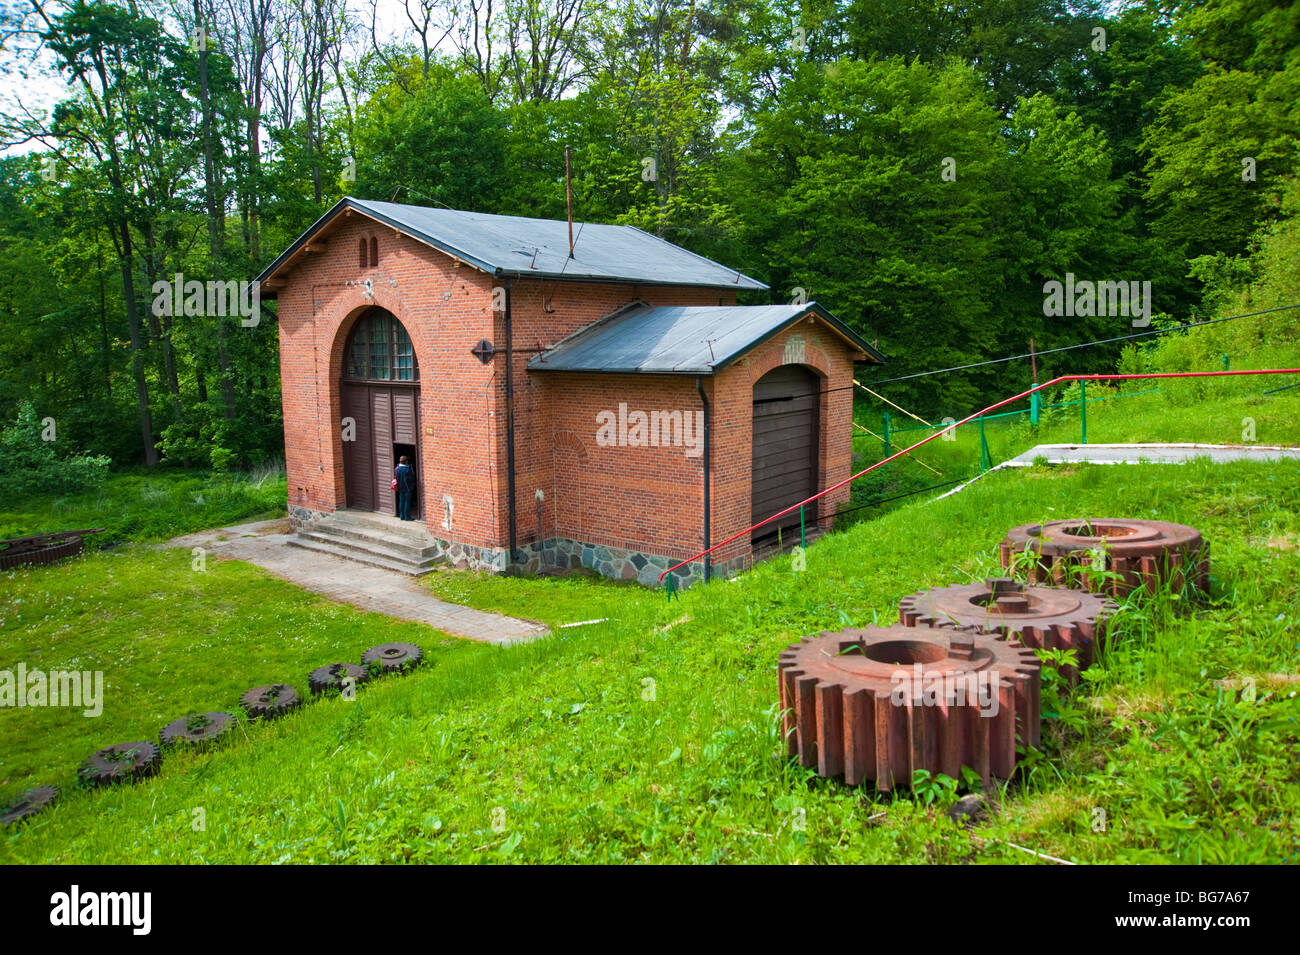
(116, 219, 158, 465)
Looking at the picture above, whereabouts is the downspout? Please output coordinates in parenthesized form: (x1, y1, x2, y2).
(504, 277, 518, 565)
(695, 375, 711, 582)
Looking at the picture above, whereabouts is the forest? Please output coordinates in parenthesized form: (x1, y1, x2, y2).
(0, 0, 1296, 470)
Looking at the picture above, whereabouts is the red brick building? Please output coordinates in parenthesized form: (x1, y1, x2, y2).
(257, 198, 883, 585)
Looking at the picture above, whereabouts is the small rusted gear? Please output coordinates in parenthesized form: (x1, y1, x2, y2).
(362, 642, 424, 676)
(999, 518, 1209, 596)
(79, 742, 161, 787)
(239, 683, 302, 720)
(308, 662, 370, 696)
(1, 785, 59, 826)
(159, 711, 236, 747)
(899, 577, 1117, 670)
(777, 625, 1041, 792)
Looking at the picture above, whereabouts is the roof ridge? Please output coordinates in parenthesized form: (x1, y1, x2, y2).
(620, 223, 761, 289)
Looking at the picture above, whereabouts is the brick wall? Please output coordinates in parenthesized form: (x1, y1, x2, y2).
(274, 208, 862, 577)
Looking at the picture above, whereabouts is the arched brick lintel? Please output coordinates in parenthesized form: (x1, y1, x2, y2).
(322, 290, 432, 512)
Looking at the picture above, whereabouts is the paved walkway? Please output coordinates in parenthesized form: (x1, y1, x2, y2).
(165, 521, 548, 646)
(936, 443, 1300, 499)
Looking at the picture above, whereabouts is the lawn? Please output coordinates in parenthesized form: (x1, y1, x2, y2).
(3, 455, 1298, 863)
(845, 373, 1300, 520)
(0, 464, 288, 546)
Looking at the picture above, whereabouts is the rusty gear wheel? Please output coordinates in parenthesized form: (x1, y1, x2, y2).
(899, 577, 1117, 670)
(159, 711, 236, 747)
(1, 785, 59, 826)
(778, 625, 1041, 792)
(999, 518, 1208, 596)
(79, 742, 161, 787)
(239, 683, 302, 720)
(308, 662, 370, 696)
(362, 642, 424, 675)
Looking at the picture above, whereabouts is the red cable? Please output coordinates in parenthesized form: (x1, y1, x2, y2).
(660, 368, 1300, 580)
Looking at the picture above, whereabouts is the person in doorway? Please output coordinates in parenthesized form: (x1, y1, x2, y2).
(394, 455, 415, 521)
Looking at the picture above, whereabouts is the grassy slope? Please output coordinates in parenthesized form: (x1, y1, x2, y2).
(0, 548, 483, 803)
(0, 468, 288, 545)
(4, 458, 1298, 864)
(846, 382, 1300, 518)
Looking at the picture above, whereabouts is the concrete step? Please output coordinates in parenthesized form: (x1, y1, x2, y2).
(295, 529, 440, 568)
(305, 521, 439, 559)
(286, 535, 438, 576)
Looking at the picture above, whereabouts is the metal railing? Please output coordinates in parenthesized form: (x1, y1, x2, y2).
(660, 368, 1300, 585)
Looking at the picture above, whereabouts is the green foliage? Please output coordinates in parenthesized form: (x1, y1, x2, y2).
(0, 402, 110, 498)
(353, 69, 507, 210)
(0, 464, 286, 545)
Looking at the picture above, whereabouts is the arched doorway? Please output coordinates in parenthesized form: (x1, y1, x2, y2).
(340, 308, 421, 518)
(752, 365, 819, 542)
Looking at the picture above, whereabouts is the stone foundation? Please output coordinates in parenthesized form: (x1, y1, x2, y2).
(287, 505, 331, 532)
(289, 506, 747, 589)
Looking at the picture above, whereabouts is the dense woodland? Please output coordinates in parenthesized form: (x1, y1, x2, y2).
(0, 0, 1296, 469)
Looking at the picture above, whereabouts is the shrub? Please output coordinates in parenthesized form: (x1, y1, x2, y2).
(0, 401, 111, 498)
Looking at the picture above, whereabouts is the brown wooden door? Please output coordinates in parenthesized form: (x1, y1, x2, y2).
(342, 382, 374, 510)
(371, 388, 394, 514)
(752, 365, 819, 540)
(341, 382, 419, 516)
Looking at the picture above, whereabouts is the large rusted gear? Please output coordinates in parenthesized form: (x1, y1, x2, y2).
(362, 642, 424, 676)
(777, 625, 1041, 792)
(1, 785, 59, 826)
(239, 684, 302, 720)
(308, 662, 369, 696)
(899, 577, 1117, 670)
(159, 711, 236, 748)
(999, 518, 1209, 596)
(79, 742, 161, 787)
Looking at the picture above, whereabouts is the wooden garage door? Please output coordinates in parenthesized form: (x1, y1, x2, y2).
(752, 365, 819, 539)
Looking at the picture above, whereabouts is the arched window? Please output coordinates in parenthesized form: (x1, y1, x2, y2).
(369, 236, 378, 267)
(345, 311, 418, 381)
(358, 238, 368, 268)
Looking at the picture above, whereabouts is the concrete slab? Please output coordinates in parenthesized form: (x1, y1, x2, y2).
(934, 443, 1300, 500)
(163, 522, 548, 646)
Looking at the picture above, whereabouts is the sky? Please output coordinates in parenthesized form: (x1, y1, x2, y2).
(2, 0, 420, 157)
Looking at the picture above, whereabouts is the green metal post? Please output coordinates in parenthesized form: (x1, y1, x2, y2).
(882, 411, 892, 457)
(665, 572, 676, 601)
(1029, 390, 1040, 425)
(978, 416, 991, 472)
(1080, 380, 1088, 445)
(1222, 353, 1230, 371)
(799, 504, 807, 549)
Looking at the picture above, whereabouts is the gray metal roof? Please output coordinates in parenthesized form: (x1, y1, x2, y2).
(257, 197, 767, 290)
(526, 302, 885, 375)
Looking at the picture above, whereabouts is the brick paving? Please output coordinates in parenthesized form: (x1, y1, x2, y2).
(166, 521, 548, 646)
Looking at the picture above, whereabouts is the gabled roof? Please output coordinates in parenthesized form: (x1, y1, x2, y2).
(525, 302, 885, 376)
(256, 197, 768, 291)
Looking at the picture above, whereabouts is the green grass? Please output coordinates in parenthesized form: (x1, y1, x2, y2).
(846, 378, 1300, 521)
(3, 458, 1299, 863)
(0, 464, 288, 546)
(0, 547, 483, 807)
